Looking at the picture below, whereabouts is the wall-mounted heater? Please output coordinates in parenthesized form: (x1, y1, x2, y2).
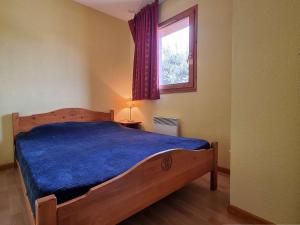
(153, 117, 179, 136)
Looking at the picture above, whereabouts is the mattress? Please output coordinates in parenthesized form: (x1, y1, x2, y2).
(15, 121, 210, 214)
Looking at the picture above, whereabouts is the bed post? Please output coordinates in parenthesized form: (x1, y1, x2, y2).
(36, 195, 57, 225)
(210, 142, 218, 191)
(12, 113, 19, 168)
(110, 109, 114, 121)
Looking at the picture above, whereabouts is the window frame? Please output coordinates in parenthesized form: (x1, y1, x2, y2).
(158, 5, 198, 94)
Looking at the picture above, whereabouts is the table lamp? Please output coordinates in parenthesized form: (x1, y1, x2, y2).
(126, 98, 135, 122)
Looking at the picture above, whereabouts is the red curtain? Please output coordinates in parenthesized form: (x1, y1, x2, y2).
(128, 0, 160, 100)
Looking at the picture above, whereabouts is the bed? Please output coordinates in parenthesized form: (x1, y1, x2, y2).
(12, 108, 218, 225)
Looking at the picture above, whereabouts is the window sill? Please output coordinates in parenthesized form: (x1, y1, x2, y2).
(160, 87, 197, 94)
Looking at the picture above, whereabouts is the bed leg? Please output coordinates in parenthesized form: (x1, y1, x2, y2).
(210, 142, 218, 191)
(14, 154, 17, 168)
(36, 195, 57, 225)
(12, 113, 19, 168)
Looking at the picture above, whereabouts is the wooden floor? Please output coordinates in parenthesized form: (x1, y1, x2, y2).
(0, 169, 252, 225)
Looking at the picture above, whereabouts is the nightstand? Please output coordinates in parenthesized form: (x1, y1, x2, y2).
(116, 121, 142, 129)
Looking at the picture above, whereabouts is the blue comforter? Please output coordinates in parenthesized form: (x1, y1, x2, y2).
(16, 121, 209, 214)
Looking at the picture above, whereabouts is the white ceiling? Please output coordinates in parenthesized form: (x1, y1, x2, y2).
(73, 0, 158, 21)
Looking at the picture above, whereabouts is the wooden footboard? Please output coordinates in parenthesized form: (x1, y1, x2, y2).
(32, 143, 218, 225)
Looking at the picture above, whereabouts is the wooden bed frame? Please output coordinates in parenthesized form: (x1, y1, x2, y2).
(12, 108, 218, 225)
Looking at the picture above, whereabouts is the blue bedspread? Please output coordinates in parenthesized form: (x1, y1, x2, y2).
(16, 121, 209, 214)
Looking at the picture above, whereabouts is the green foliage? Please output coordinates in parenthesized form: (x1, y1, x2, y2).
(161, 45, 189, 85)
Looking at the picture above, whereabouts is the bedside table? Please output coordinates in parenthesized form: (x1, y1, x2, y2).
(116, 121, 142, 129)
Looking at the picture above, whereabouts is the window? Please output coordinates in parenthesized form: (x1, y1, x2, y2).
(158, 6, 197, 93)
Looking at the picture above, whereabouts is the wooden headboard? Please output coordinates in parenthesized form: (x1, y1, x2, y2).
(12, 108, 114, 140)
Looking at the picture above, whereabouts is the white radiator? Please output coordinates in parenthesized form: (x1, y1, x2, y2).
(153, 117, 179, 136)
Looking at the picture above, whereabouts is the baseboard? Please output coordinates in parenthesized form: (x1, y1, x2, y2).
(218, 166, 230, 175)
(228, 204, 274, 224)
(0, 162, 14, 171)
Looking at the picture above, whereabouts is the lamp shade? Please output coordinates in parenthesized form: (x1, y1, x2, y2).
(126, 98, 135, 108)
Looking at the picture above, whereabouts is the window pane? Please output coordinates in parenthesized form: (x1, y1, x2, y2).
(159, 19, 189, 85)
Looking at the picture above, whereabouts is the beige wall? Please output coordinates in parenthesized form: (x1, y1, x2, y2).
(230, 0, 300, 223)
(134, 0, 232, 168)
(0, 0, 132, 165)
